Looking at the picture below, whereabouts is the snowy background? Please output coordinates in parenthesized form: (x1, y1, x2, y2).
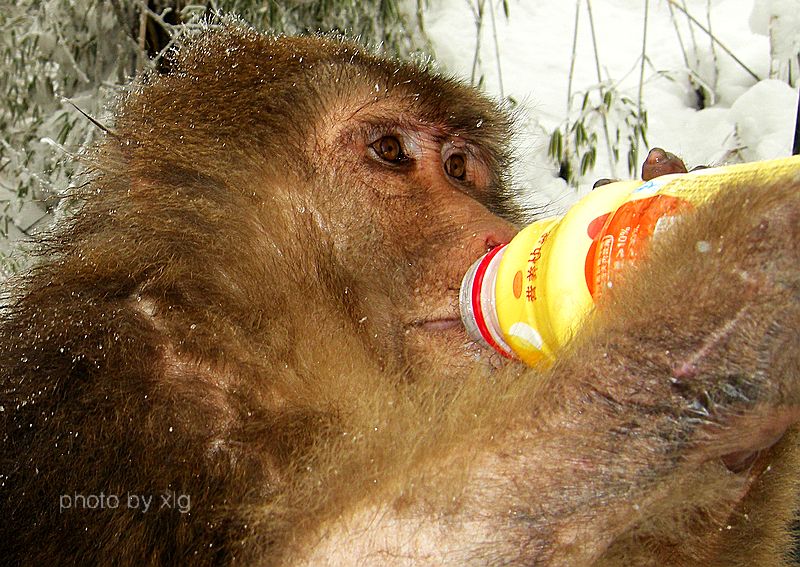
(426, 0, 799, 214)
(1, 0, 798, 262)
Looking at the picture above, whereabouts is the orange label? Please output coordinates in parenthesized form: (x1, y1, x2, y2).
(584, 194, 692, 298)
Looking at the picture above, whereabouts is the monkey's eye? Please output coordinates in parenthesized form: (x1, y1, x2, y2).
(444, 152, 467, 180)
(371, 135, 407, 163)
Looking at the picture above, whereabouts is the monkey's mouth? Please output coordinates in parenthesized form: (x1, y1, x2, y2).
(409, 316, 504, 365)
(416, 318, 463, 331)
(409, 293, 465, 332)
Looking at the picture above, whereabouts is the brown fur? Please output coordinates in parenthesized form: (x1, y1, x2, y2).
(1, 22, 799, 566)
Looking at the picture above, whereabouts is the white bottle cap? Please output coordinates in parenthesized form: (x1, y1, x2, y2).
(459, 245, 515, 359)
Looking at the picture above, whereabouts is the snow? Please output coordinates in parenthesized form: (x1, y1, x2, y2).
(424, 0, 799, 213)
(731, 78, 798, 159)
(2, 1, 797, 264)
(750, 0, 800, 60)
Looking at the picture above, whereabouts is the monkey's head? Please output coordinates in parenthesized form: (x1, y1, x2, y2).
(76, 24, 520, 379)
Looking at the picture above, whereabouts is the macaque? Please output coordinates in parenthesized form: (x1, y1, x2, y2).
(2, 23, 799, 567)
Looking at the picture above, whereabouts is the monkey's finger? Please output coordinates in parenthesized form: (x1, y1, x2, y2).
(641, 147, 688, 180)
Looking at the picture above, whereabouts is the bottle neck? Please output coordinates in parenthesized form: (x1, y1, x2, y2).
(459, 245, 514, 359)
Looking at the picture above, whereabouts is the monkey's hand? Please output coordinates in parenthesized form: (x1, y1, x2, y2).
(593, 147, 692, 188)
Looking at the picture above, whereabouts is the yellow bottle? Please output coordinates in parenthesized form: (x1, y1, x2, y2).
(459, 155, 800, 367)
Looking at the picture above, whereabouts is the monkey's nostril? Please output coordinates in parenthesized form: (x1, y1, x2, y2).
(483, 230, 514, 252)
(485, 239, 504, 252)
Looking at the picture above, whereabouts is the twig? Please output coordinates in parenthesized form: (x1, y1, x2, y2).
(682, 0, 700, 69)
(666, 1, 716, 107)
(137, 0, 148, 74)
(704, 1, 719, 92)
(666, 0, 760, 82)
(585, 0, 616, 176)
(415, 0, 427, 36)
(563, 0, 582, 169)
(667, 1, 691, 69)
(488, 0, 504, 99)
(469, 0, 485, 86)
(566, 0, 581, 117)
(51, 24, 90, 84)
(134, 5, 212, 71)
(636, 0, 649, 159)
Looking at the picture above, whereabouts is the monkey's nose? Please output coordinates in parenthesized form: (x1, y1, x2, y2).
(484, 235, 506, 252)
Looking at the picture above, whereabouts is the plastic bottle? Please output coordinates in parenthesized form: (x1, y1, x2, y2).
(459, 155, 800, 367)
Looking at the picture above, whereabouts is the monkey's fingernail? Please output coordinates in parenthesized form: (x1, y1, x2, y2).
(592, 178, 616, 189)
(646, 147, 669, 164)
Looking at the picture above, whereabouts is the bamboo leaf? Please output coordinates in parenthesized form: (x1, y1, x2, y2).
(548, 129, 563, 160)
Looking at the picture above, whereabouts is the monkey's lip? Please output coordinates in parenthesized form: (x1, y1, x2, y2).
(409, 296, 464, 332)
(412, 317, 464, 331)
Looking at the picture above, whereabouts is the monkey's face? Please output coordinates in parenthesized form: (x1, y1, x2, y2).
(112, 33, 522, 377)
(303, 86, 519, 376)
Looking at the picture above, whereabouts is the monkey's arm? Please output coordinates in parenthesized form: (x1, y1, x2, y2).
(298, 176, 800, 566)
